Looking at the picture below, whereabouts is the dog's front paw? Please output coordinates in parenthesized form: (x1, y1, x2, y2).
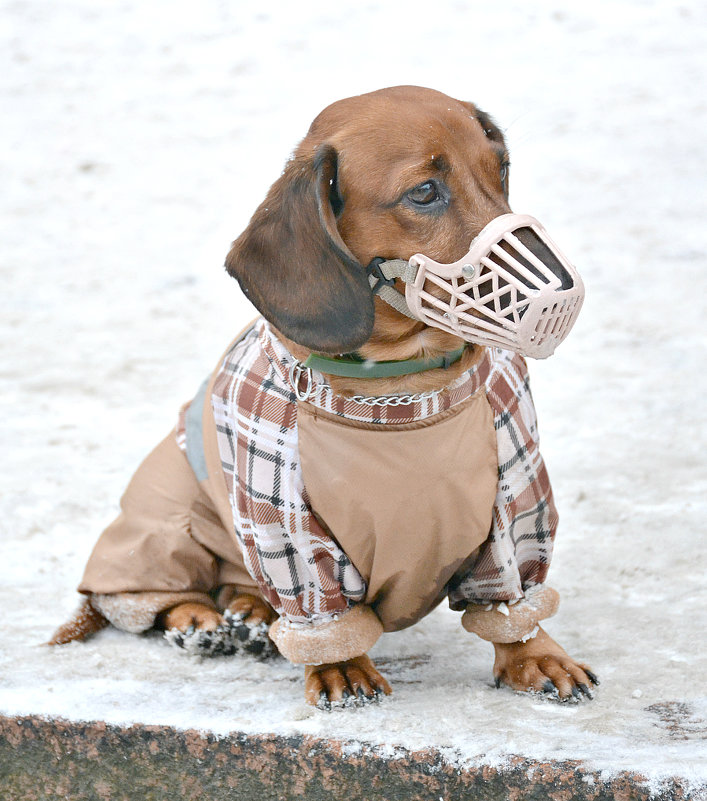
(223, 592, 278, 658)
(223, 608, 277, 658)
(304, 654, 392, 710)
(493, 627, 599, 702)
(159, 599, 279, 658)
(159, 602, 234, 657)
(225, 592, 276, 625)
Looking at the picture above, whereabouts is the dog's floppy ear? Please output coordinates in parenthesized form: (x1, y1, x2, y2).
(225, 144, 375, 353)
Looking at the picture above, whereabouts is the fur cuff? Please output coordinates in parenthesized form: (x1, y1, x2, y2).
(269, 605, 383, 665)
(461, 585, 560, 643)
(91, 591, 216, 634)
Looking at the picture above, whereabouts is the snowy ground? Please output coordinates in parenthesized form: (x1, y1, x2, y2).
(1, 0, 706, 795)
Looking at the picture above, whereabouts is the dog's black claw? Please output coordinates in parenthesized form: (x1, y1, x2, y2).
(173, 634, 184, 648)
(317, 692, 330, 711)
(543, 680, 556, 695)
(577, 683, 594, 699)
(571, 686, 582, 701)
(374, 687, 389, 703)
(585, 670, 600, 686)
(360, 688, 381, 705)
(494, 676, 502, 689)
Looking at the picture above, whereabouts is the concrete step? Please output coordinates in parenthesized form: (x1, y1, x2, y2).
(1, 714, 703, 801)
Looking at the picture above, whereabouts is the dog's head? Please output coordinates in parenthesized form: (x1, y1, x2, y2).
(226, 85, 512, 353)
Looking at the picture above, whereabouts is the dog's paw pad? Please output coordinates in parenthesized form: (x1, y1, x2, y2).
(164, 615, 277, 659)
(223, 612, 277, 659)
(233, 623, 250, 643)
(244, 639, 266, 656)
(164, 625, 233, 657)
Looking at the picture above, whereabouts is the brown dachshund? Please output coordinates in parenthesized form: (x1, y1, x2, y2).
(52, 86, 597, 708)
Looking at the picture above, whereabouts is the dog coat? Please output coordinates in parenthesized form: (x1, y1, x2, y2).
(80, 318, 558, 662)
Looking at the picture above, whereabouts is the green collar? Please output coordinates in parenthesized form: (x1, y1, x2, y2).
(303, 345, 466, 379)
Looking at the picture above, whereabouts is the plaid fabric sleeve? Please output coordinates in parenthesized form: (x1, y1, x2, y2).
(448, 349, 558, 606)
(210, 324, 367, 626)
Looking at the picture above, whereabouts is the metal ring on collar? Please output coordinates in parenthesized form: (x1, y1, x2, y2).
(288, 360, 316, 402)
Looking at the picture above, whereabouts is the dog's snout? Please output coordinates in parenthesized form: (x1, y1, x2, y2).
(479, 225, 575, 317)
(405, 212, 583, 356)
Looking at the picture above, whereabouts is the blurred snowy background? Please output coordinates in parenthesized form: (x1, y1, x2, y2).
(1, 0, 706, 794)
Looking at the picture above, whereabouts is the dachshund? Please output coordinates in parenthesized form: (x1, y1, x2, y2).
(51, 86, 598, 709)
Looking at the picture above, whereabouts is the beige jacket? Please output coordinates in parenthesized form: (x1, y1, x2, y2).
(80, 319, 560, 663)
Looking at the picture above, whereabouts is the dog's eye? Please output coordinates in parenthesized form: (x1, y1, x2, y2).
(500, 162, 510, 196)
(407, 181, 440, 206)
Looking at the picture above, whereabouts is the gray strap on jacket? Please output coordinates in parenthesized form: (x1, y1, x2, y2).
(185, 377, 209, 482)
(184, 321, 257, 482)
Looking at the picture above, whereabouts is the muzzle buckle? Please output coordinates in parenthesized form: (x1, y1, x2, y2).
(366, 257, 397, 295)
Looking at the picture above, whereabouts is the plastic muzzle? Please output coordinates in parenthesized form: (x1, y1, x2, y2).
(376, 214, 584, 359)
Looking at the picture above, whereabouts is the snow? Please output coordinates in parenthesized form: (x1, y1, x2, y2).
(1, 0, 706, 795)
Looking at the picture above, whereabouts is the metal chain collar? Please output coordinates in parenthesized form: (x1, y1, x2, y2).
(288, 360, 441, 406)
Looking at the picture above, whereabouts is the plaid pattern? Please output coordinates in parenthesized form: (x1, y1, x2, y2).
(296, 355, 490, 425)
(177, 318, 558, 624)
(448, 349, 558, 607)
(208, 323, 366, 624)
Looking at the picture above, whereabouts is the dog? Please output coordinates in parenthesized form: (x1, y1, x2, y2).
(50, 86, 597, 708)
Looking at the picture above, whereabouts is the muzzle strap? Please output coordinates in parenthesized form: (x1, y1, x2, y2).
(366, 257, 418, 319)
